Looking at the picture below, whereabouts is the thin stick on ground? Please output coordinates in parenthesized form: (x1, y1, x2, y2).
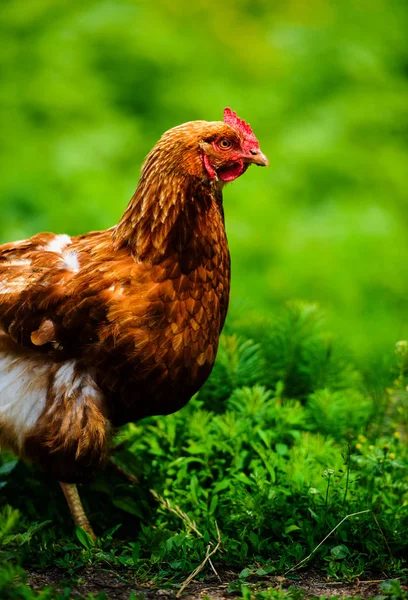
(372, 512, 393, 558)
(285, 510, 371, 575)
(150, 489, 202, 538)
(208, 558, 222, 582)
(176, 521, 222, 598)
(150, 489, 221, 583)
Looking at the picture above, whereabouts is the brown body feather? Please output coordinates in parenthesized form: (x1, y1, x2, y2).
(0, 112, 267, 482)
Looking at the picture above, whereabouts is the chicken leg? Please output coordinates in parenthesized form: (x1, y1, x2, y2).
(59, 482, 96, 541)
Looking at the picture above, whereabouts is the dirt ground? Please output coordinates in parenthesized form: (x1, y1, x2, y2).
(27, 567, 407, 599)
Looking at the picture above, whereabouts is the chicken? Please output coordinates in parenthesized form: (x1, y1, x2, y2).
(0, 108, 268, 538)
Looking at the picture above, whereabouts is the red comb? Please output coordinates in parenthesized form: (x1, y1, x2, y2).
(223, 107, 258, 145)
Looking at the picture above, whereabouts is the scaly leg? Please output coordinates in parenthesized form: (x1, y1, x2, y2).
(59, 482, 96, 541)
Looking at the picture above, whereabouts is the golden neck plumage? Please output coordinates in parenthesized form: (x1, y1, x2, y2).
(113, 148, 225, 267)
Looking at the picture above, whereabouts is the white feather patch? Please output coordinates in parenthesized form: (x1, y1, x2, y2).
(0, 351, 49, 449)
(50, 360, 101, 409)
(44, 234, 72, 254)
(51, 361, 81, 405)
(62, 250, 80, 273)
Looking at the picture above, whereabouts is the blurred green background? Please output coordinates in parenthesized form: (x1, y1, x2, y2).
(1, 0, 407, 360)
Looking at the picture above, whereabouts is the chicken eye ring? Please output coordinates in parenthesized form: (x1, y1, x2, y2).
(218, 138, 232, 150)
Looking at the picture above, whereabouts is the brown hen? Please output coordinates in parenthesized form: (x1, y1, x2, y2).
(0, 108, 268, 538)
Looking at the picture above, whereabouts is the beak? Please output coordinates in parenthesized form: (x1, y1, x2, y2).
(247, 149, 269, 167)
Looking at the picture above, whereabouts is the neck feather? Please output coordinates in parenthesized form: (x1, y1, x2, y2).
(113, 153, 224, 265)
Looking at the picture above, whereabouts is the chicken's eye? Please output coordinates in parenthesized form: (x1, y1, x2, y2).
(218, 138, 232, 150)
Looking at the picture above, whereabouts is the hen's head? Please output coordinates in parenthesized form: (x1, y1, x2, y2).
(152, 108, 268, 184)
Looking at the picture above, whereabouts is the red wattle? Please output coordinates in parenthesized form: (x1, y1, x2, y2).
(218, 160, 248, 182)
(201, 153, 216, 180)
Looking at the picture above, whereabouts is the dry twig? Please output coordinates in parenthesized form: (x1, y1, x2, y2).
(372, 512, 393, 558)
(176, 521, 222, 598)
(149, 489, 202, 538)
(285, 510, 371, 575)
(149, 490, 222, 589)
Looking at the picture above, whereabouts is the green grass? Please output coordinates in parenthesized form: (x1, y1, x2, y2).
(0, 303, 407, 598)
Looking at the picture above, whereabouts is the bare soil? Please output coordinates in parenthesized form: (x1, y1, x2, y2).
(27, 567, 407, 599)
